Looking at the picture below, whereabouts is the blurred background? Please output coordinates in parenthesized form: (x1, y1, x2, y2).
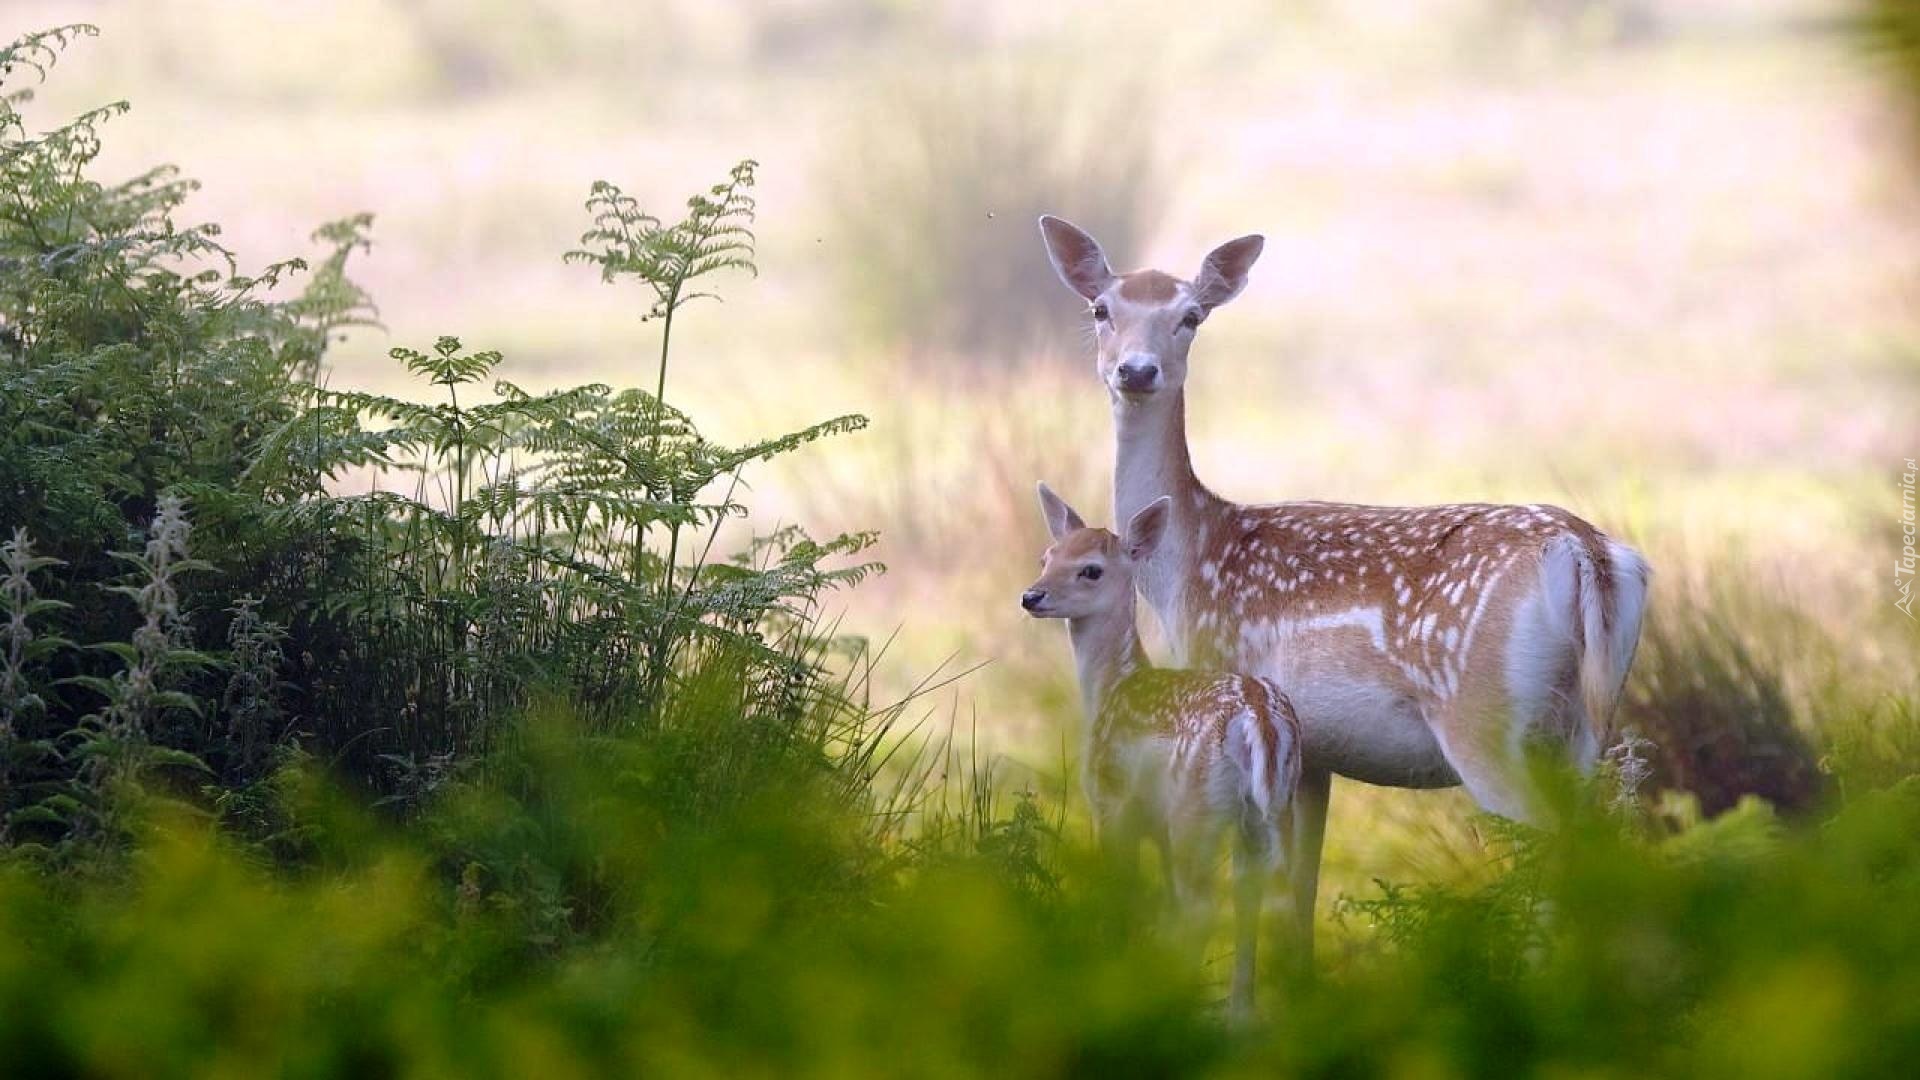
(14, 0, 1918, 888)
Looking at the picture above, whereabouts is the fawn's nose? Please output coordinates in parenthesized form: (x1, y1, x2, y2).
(1020, 589, 1046, 612)
(1115, 358, 1160, 392)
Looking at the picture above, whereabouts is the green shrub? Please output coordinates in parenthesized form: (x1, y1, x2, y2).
(0, 25, 872, 850)
(3, 705, 1919, 1076)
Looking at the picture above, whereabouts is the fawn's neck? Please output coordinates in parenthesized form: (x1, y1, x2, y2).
(1112, 389, 1227, 622)
(1067, 602, 1151, 724)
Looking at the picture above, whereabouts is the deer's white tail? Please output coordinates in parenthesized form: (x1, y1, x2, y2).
(1567, 538, 1650, 763)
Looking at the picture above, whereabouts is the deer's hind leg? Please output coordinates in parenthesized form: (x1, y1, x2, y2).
(1433, 718, 1539, 824)
(1436, 652, 1583, 826)
(1433, 550, 1592, 824)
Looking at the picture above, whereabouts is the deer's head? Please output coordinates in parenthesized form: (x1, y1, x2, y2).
(1021, 483, 1171, 619)
(1037, 215, 1263, 401)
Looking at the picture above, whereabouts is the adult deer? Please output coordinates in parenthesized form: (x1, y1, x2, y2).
(1022, 484, 1303, 1021)
(1037, 215, 1650, 957)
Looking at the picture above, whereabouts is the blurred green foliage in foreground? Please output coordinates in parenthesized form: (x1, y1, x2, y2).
(2, 712, 1919, 1078)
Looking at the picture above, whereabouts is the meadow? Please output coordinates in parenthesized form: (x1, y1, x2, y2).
(4, 2, 1920, 1075)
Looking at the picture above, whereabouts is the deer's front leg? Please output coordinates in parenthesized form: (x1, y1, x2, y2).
(1088, 780, 1144, 881)
(1287, 767, 1331, 973)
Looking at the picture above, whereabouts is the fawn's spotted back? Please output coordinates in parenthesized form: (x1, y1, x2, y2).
(1091, 667, 1301, 863)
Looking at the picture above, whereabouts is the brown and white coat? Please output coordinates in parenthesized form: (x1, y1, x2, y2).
(1023, 486, 1303, 1019)
(1039, 215, 1651, 951)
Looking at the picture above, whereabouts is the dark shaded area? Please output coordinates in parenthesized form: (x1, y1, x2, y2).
(1618, 605, 1828, 818)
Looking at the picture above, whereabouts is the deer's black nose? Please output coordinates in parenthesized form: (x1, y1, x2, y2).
(1020, 589, 1046, 611)
(1115, 360, 1159, 391)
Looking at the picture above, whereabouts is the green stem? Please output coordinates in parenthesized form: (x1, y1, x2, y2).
(652, 283, 680, 594)
(653, 291, 676, 447)
(446, 376, 466, 587)
(640, 283, 682, 713)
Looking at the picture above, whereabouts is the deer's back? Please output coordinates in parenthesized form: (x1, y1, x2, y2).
(1167, 499, 1623, 786)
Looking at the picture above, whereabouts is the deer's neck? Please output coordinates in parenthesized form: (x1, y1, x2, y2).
(1067, 603, 1150, 726)
(1112, 390, 1205, 522)
(1112, 389, 1227, 625)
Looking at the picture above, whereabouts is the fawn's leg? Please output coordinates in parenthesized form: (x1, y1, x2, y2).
(1097, 806, 1144, 882)
(1229, 841, 1265, 1025)
(1165, 813, 1226, 1008)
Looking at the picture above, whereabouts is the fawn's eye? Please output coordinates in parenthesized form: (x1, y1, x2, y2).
(1091, 302, 1110, 322)
(1180, 309, 1202, 330)
(1078, 565, 1103, 581)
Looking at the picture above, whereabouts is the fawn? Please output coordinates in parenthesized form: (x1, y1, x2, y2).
(1023, 482, 1303, 1020)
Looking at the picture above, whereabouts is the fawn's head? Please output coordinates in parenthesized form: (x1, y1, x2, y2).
(1037, 215, 1263, 401)
(1022, 484, 1171, 619)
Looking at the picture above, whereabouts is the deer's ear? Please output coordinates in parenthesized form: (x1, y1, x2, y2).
(1124, 496, 1173, 561)
(1038, 215, 1116, 301)
(1193, 234, 1264, 310)
(1036, 482, 1086, 541)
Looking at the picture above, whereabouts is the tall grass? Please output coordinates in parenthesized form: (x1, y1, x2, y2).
(1617, 581, 1827, 817)
(820, 60, 1164, 367)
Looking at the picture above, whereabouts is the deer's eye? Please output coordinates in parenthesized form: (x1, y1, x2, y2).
(1079, 565, 1103, 581)
(1091, 302, 1110, 322)
(1180, 309, 1202, 330)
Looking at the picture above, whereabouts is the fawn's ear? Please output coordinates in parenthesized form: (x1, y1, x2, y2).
(1193, 234, 1264, 310)
(1123, 496, 1173, 561)
(1036, 482, 1086, 541)
(1038, 215, 1116, 301)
